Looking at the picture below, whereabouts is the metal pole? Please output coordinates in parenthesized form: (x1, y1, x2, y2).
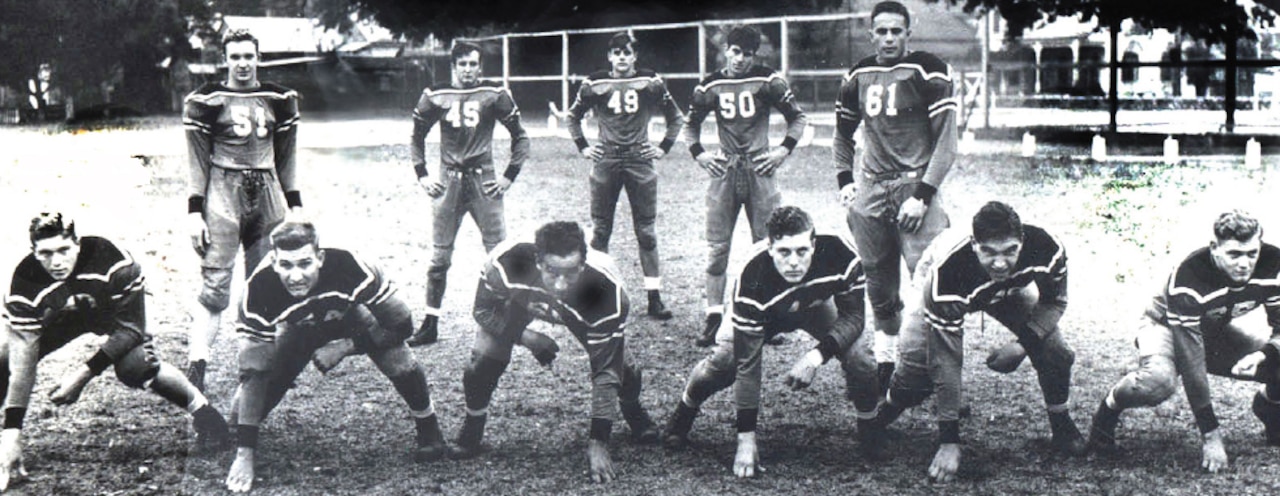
(780, 18, 790, 78)
(698, 23, 708, 77)
(502, 35, 511, 88)
(1108, 22, 1119, 134)
(1226, 34, 1238, 132)
(981, 9, 991, 129)
(561, 31, 570, 111)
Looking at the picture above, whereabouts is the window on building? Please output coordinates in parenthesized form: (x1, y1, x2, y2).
(1121, 51, 1139, 83)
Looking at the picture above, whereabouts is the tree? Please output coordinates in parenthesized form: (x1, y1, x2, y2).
(933, 0, 1272, 44)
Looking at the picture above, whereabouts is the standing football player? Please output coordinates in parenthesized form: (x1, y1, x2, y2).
(183, 29, 304, 392)
(406, 42, 531, 346)
(447, 221, 659, 484)
(685, 25, 808, 347)
(566, 31, 685, 321)
(224, 221, 446, 493)
(1088, 210, 1280, 473)
(833, 0, 958, 391)
(0, 214, 230, 490)
(662, 206, 881, 477)
(874, 202, 1085, 483)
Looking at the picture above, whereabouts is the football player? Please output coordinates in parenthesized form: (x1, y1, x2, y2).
(833, 0, 959, 391)
(224, 221, 445, 493)
(1088, 210, 1280, 473)
(685, 25, 808, 347)
(446, 221, 658, 484)
(662, 206, 881, 477)
(183, 29, 304, 392)
(406, 42, 531, 346)
(566, 31, 685, 320)
(0, 214, 230, 490)
(874, 202, 1085, 483)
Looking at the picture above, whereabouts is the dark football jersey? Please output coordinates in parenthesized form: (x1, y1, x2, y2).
(1145, 243, 1280, 335)
(834, 51, 957, 183)
(566, 69, 684, 149)
(923, 225, 1068, 333)
(684, 65, 806, 156)
(5, 236, 146, 338)
(731, 234, 867, 335)
(411, 80, 527, 170)
(237, 248, 396, 343)
(184, 82, 300, 201)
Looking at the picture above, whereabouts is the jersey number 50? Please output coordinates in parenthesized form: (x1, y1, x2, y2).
(865, 83, 898, 117)
(718, 91, 756, 119)
(231, 106, 269, 138)
(446, 101, 481, 128)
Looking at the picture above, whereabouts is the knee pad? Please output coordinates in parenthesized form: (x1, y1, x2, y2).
(887, 385, 931, 409)
(115, 356, 160, 389)
(199, 267, 233, 312)
(428, 247, 454, 275)
(706, 241, 730, 275)
(1118, 356, 1178, 407)
(870, 301, 904, 321)
(691, 353, 735, 391)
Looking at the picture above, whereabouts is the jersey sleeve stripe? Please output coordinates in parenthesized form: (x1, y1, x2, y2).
(235, 325, 276, 342)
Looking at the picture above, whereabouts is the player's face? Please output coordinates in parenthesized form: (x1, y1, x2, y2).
(725, 44, 755, 77)
(972, 236, 1023, 282)
(871, 13, 911, 63)
(608, 45, 637, 76)
(538, 251, 586, 299)
(769, 231, 816, 284)
(33, 235, 80, 281)
(273, 245, 325, 298)
(1210, 234, 1262, 284)
(224, 40, 260, 88)
(453, 51, 482, 87)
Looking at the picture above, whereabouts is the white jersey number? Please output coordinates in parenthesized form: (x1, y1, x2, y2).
(717, 91, 756, 119)
(865, 83, 899, 117)
(607, 89, 640, 114)
(446, 101, 481, 128)
(230, 106, 269, 138)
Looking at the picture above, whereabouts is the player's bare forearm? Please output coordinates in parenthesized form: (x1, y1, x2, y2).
(4, 326, 40, 411)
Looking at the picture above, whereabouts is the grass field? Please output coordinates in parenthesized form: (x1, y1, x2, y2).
(3, 120, 1280, 495)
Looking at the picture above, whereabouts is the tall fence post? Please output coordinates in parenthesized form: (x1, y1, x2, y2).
(561, 31, 571, 112)
(502, 35, 511, 88)
(698, 23, 708, 77)
(780, 18, 790, 79)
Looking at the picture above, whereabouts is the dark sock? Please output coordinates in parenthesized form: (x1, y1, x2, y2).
(416, 414, 443, 446)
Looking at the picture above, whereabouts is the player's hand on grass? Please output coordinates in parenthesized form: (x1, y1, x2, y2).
(587, 439, 615, 483)
(694, 150, 728, 178)
(0, 429, 28, 491)
(640, 144, 665, 160)
(418, 176, 446, 198)
(483, 176, 512, 198)
(928, 443, 961, 484)
(838, 183, 857, 207)
(752, 146, 789, 177)
(49, 365, 94, 406)
(520, 330, 559, 369)
(1202, 430, 1228, 473)
(311, 338, 357, 374)
(188, 213, 209, 257)
(784, 349, 823, 390)
(897, 197, 928, 233)
(1231, 351, 1266, 378)
(226, 448, 255, 493)
(733, 431, 760, 478)
(581, 145, 604, 161)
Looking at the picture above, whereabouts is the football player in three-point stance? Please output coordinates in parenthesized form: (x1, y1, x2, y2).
(833, 0, 958, 391)
(684, 25, 808, 348)
(406, 42, 531, 347)
(566, 31, 685, 321)
(874, 202, 1086, 483)
(183, 29, 304, 392)
(224, 221, 446, 493)
(447, 221, 658, 484)
(1088, 211, 1280, 473)
(0, 214, 230, 491)
(663, 206, 882, 477)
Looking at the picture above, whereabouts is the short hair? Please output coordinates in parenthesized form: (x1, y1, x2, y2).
(29, 212, 77, 245)
(766, 206, 814, 241)
(535, 221, 587, 259)
(725, 25, 761, 54)
(221, 28, 259, 52)
(270, 220, 319, 252)
(608, 31, 636, 51)
(1213, 210, 1261, 243)
(452, 42, 483, 64)
(872, 1, 912, 28)
(972, 201, 1024, 243)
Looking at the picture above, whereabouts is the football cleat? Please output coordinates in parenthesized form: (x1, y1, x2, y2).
(1251, 392, 1280, 446)
(647, 292, 673, 320)
(695, 313, 722, 348)
(186, 360, 207, 393)
(406, 315, 439, 347)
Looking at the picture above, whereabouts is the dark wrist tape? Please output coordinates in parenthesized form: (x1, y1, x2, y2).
(3, 408, 26, 429)
(187, 196, 205, 214)
(574, 138, 590, 151)
(503, 164, 521, 181)
(1193, 405, 1220, 434)
(837, 171, 854, 189)
(1262, 342, 1280, 363)
(413, 163, 428, 179)
(689, 143, 706, 158)
(816, 336, 841, 363)
(659, 138, 675, 154)
(912, 182, 938, 205)
(939, 420, 961, 444)
(237, 424, 260, 448)
(737, 408, 759, 433)
(780, 136, 798, 153)
(86, 351, 113, 376)
(284, 191, 303, 209)
(589, 418, 612, 442)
